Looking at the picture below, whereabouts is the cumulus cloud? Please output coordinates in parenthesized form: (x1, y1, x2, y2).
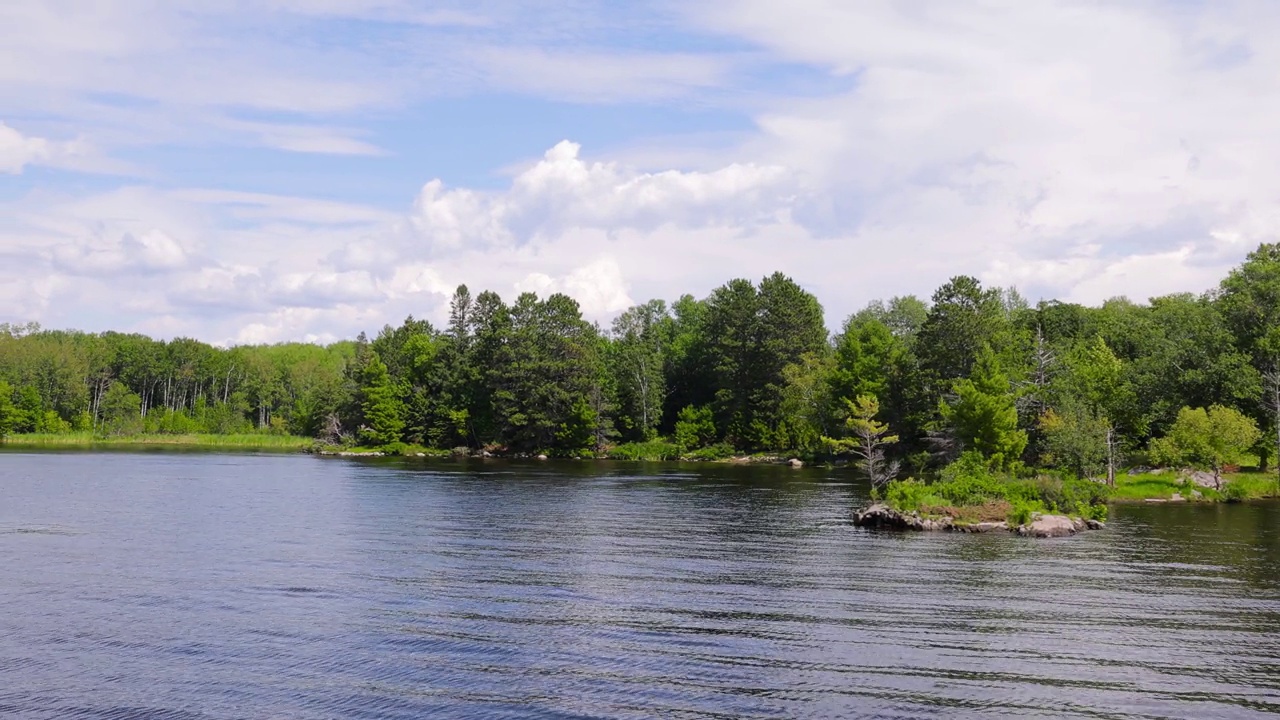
(686, 0, 1280, 303)
(0, 122, 85, 173)
(411, 140, 793, 252)
(7, 2, 1280, 343)
(514, 258, 634, 317)
(51, 229, 191, 275)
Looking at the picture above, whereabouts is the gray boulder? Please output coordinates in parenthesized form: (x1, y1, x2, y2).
(1018, 514, 1079, 538)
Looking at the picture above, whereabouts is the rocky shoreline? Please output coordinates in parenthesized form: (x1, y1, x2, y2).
(853, 503, 1104, 538)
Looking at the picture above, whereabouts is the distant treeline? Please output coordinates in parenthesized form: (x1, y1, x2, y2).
(5, 245, 1280, 476)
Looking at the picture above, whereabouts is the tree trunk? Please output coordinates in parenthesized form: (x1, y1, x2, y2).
(1105, 425, 1116, 487)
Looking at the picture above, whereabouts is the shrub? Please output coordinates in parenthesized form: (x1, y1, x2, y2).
(608, 439, 682, 461)
(1223, 482, 1249, 503)
(673, 405, 717, 451)
(380, 441, 409, 456)
(882, 453, 1109, 522)
(884, 478, 932, 512)
(1007, 501, 1036, 527)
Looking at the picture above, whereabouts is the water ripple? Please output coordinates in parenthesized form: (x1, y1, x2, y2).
(2, 454, 1280, 718)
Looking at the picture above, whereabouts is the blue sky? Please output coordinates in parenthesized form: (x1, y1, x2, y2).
(1, 1, 1277, 343)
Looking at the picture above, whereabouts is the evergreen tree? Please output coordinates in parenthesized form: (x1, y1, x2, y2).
(940, 346, 1027, 469)
(824, 394, 900, 488)
(358, 353, 404, 447)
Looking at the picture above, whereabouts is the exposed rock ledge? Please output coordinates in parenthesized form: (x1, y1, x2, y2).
(853, 503, 1104, 537)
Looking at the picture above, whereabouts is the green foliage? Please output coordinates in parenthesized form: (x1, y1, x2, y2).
(1149, 405, 1261, 487)
(883, 478, 942, 513)
(882, 451, 1109, 521)
(824, 394, 900, 487)
(607, 438, 682, 461)
(701, 273, 827, 450)
(0, 380, 15, 438)
(1040, 403, 1109, 479)
(831, 319, 898, 403)
(0, 432, 313, 449)
(778, 352, 835, 453)
(357, 353, 405, 447)
(99, 381, 143, 436)
(1007, 501, 1035, 527)
(683, 442, 736, 461)
(1222, 481, 1249, 503)
(674, 405, 717, 451)
(7, 247, 1280, 469)
(917, 276, 1011, 383)
(940, 347, 1027, 468)
(611, 300, 670, 442)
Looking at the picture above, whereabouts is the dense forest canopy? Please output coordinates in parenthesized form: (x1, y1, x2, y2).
(5, 247, 1280, 477)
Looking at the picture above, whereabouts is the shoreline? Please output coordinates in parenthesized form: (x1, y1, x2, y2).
(0, 433, 314, 452)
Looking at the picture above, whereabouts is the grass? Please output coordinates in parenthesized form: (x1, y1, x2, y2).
(1, 432, 314, 451)
(606, 439, 683, 461)
(1110, 469, 1280, 502)
(1110, 472, 1187, 501)
(880, 453, 1111, 525)
(330, 443, 453, 457)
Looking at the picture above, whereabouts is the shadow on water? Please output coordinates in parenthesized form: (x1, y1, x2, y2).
(2, 453, 1279, 719)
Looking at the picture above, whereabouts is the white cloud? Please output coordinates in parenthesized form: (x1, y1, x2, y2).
(675, 0, 1280, 305)
(51, 229, 192, 275)
(515, 258, 634, 318)
(411, 140, 793, 251)
(7, 2, 1280, 341)
(0, 122, 87, 174)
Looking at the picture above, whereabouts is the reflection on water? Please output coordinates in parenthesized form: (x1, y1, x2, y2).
(1, 452, 1279, 719)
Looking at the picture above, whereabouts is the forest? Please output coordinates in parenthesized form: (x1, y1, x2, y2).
(5, 243, 1280, 489)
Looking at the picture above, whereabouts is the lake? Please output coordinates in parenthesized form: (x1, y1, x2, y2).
(1, 452, 1279, 719)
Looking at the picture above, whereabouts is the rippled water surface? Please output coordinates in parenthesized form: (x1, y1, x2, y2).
(2, 452, 1280, 719)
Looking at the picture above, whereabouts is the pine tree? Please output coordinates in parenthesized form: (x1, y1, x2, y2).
(824, 394, 900, 489)
(358, 353, 404, 447)
(940, 346, 1027, 469)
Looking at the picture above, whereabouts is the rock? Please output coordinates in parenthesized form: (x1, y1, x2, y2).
(536, 454, 549, 460)
(853, 504, 952, 531)
(1085, 518, 1106, 530)
(788, 458, 804, 468)
(1185, 471, 1219, 489)
(1018, 514, 1078, 538)
(1170, 492, 1187, 502)
(415, 452, 426, 457)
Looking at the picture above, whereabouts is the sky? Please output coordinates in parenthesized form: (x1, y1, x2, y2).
(1, 0, 1278, 345)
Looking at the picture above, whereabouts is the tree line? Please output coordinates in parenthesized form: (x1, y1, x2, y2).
(5, 245, 1280, 480)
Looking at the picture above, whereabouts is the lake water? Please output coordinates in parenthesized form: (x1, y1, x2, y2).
(2, 452, 1279, 719)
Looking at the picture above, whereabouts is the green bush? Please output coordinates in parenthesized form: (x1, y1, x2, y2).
(935, 452, 1011, 505)
(881, 453, 1110, 522)
(608, 439, 682, 461)
(380, 441, 409, 456)
(1223, 482, 1249, 503)
(674, 405, 717, 451)
(884, 478, 932, 512)
(1007, 501, 1035, 527)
